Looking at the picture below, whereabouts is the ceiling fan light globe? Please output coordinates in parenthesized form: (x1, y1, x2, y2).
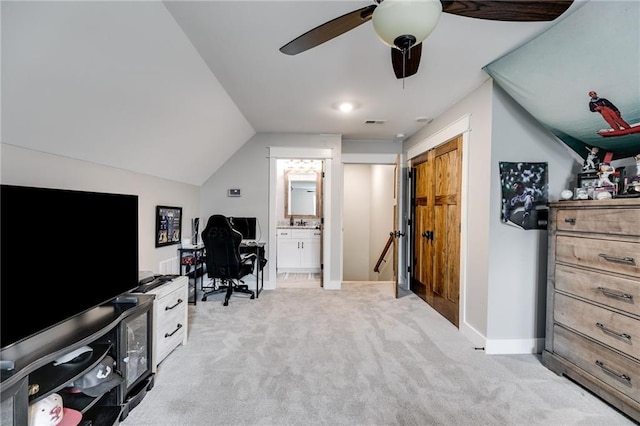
(372, 0, 442, 49)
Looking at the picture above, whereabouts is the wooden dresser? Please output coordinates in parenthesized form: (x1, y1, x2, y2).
(543, 198, 640, 422)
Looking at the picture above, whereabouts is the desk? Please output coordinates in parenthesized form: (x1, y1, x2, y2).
(240, 241, 266, 298)
(177, 246, 205, 304)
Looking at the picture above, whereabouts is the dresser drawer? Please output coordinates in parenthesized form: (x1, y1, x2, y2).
(554, 324, 640, 404)
(156, 286, 187, 314)
(555, 264, 640, 316)
(291, 229, 311, 239)
(157, 317, 185, 363)
(277, 229, 292, 238)
(556, 208, 640, 236)
(554, 293, 640, 360)
(556, 235, 640, 278)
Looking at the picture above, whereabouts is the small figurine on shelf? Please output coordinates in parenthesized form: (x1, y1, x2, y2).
(582, 146, 601, 172)
(597, 162, 616, 187)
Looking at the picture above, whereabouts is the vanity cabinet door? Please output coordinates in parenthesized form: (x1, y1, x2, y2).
(277, 237, 300, 269)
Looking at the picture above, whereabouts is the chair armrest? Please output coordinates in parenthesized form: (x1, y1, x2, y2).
(240, 253, 257, 264)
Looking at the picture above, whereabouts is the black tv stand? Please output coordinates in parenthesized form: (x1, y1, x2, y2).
(0, 294, 154, 426)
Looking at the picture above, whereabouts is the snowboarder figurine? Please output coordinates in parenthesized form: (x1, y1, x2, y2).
(588, 91, 631, 131)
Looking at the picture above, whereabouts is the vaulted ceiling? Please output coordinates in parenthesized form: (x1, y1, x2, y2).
(1, 1, 585, 186)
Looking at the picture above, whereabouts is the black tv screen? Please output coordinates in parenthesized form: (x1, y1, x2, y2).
(228, 217, 257, 240)
(1, 185, 139, 349)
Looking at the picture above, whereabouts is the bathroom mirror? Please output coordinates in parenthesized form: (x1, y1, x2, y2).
(285, 170, 321, 218)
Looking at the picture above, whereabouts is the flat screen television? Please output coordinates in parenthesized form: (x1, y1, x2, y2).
(228, 217, 257, 240)
(0, 185, 139, 349)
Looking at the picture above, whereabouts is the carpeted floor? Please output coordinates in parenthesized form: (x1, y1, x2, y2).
(120, 282, 636, 426)
(276, 272, 321, 288)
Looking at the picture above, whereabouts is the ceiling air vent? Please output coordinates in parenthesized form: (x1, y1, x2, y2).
(364, 120, 386, 125)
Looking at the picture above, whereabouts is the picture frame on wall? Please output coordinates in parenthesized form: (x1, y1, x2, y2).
(156, 205, 182, 247)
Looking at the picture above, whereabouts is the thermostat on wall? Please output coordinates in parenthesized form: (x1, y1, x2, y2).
(228, 188, 241, 197)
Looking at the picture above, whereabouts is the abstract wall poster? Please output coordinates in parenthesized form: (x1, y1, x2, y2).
(484, 1, 640, 163)
(500, 162, 549, 230)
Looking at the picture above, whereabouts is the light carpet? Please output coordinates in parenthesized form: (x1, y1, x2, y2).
(120, 282, 636, 425)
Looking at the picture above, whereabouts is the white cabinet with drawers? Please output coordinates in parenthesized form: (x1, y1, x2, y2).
(276, 228, 321, 273)
(543, 199, 640, 422)
(143, 276, 189, 372)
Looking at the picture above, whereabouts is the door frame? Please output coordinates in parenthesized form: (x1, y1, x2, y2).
(407, 114, 471, 325)
(341, 153, 408, 291)
(268, 147, 333, 290)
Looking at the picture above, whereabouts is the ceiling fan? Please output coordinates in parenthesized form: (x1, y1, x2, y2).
(280, 0, 573, 80)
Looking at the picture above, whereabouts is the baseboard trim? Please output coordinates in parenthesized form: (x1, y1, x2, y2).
(459, 321, 544, 354)
(323, 280, 341, 290)
(485, 337, 544, 355)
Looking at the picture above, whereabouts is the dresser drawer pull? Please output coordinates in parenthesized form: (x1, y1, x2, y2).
(595, 360, 631, 384)
(596, 287, 634, 302)
(598, 253, 636, 266)
(595, 322, 632, 341)
(164, 323, 183, 338)
(564, 218, 576, 225)
(165, 298, 184, 310)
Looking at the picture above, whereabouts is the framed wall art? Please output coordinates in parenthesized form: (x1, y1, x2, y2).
(499, 162, 549, 230)
(155, 205, 182, 247)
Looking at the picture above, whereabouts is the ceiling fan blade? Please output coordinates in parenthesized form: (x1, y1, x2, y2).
(391, 44, 422, 79)
(280, 4, 377, 55)
(441, 0, 573, 22)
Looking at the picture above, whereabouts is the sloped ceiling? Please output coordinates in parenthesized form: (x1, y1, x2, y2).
(2, 1, 254, 186)
(1, 1, 585, 186)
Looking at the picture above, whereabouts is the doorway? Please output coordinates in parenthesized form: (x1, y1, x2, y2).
(343, 163, 396, 283)
(275, 158, 324, 289)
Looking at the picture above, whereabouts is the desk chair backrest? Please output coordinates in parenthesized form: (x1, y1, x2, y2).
(201, 214, 244, 279)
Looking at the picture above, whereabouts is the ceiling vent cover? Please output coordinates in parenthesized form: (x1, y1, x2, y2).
(364, 120, 387, 125)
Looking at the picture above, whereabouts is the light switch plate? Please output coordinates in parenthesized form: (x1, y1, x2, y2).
(228, 188, 241, 197)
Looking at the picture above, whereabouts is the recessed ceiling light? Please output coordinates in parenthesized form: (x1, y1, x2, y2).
(333, 101, 359, 113)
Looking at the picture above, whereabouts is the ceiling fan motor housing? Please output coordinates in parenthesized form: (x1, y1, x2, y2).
(372, 0, 443, 49)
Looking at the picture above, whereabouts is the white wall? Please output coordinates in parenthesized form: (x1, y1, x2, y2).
(486, 85, 579, 353)
(199, 133, 342, 288)
(1, 144, 201, 274)
(343, 164, 371, 281)
(403, 79, 577, 353)
(369, 165, 395, 281)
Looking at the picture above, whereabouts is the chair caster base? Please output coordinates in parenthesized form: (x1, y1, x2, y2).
(202, 296, 207, 301)
(250, 295, 255, 299)
(223, 301, 229, 306)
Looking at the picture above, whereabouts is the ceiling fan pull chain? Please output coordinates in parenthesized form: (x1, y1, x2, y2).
(402, 48, 407, 89)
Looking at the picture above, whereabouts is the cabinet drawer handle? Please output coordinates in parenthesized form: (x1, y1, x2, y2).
(595, 360, 631, 384)
(564, 218, 576, 225)
(598, 253, 636, 266)
(595, 322, 631, 341)
(165, 323, 183, 338)
(165, 298, 184, 310)
(596, 287, 634, 302)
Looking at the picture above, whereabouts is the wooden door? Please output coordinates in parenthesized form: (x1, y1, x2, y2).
(411, 136, 462, 327)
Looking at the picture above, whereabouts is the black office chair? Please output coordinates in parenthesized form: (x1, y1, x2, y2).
(201, 215, 256, 306)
